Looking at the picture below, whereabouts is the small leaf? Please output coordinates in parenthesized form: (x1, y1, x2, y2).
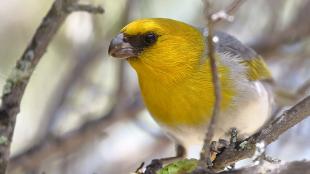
(157, 159, 199, 174)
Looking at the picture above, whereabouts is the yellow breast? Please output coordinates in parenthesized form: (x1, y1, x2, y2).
(134, 58, 235, 127)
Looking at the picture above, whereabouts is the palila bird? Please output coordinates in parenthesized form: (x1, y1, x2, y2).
(108, 18, 272, 161)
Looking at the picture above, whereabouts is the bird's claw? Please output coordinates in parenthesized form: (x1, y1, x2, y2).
(229, 128, 238, 148)
(144, 159, 163, 174)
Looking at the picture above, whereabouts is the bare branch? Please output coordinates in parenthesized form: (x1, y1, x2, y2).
(219, 160, 310, 174)
(256, 97, 310, 144)
(66, 4, 104, 14)
(212, 95, 310, 170)
(199, 0, 222, 166)
(158, 159, 310, 174)
(212, 0, 246, 23)
(0, 0, 103, 173)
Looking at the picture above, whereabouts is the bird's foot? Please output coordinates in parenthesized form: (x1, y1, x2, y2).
(194, 129, 240, 172)
(214, 128, 239, 153)
(208, 128, 239, 169)
(135, 159, 163, 174)
(202, 140, 227, 167)
(229, 128, 238, 148)
(210, 141, 221, 162)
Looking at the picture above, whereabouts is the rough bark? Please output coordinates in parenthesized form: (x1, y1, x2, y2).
(0, 0, 103, 173)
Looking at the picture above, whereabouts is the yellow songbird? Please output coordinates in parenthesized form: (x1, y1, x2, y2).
(108, 18, 272, 160)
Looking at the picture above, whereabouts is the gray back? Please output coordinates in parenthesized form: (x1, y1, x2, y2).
(202, 29, 258, 60)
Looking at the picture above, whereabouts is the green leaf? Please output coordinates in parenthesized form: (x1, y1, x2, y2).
(157, 159, 199, 174)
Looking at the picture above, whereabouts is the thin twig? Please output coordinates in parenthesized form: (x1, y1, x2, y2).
(223, 0, 245, 15)
(199, 0, 222, 166)
(67, 4, 104, 14)
(0, 0, 103, 173)
(211, 0, 246, 23)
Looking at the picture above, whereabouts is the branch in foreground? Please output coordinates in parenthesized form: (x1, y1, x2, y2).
(0, 1, 103, 173)
(199, 0, 222, 166)
(157, 159, 310, 174)
(212, 95, 310, 170)
(220, 160, 310, 174)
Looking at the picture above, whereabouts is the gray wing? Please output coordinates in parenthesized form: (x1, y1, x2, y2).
(202, 29, 258, 60)
(200, 28, 272, 81)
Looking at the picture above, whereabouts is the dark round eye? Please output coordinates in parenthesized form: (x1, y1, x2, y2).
(143, 33, 157, 45)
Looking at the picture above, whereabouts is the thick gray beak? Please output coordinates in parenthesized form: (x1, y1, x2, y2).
(108, 33, 137, 59)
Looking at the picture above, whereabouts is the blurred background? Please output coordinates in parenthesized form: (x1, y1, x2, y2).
(0, 0, 310, 173)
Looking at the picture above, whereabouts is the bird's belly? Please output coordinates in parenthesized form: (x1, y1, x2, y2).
(162, 82, 271, 158)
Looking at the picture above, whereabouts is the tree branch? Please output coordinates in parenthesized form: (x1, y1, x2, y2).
(0, 0, 103, 173)
(219, 160, 310, 174)
(66, 4, 104, 14)
(199, 0, 222, 166)
(211, 0, 246, 23)
(157, 159, 310, 174)
(212, 95, 310, 171)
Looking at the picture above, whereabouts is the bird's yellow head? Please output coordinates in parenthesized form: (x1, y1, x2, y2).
(109, 18, 205, 82)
